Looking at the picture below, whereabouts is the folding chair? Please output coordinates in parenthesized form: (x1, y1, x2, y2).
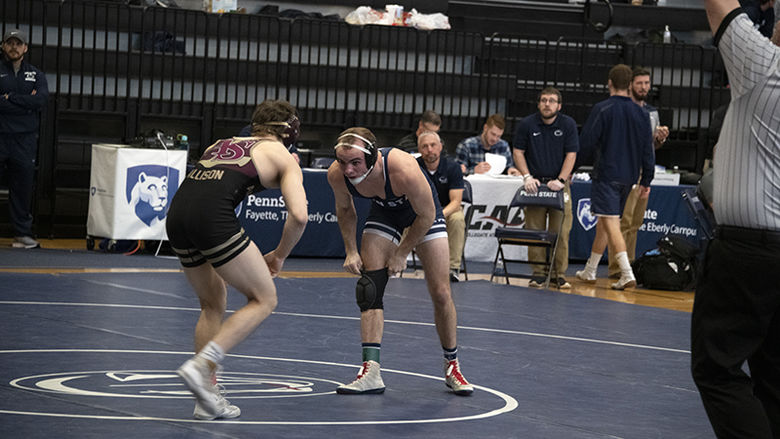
(458, 179, 472, 280)
(681, 186, 716, 242)
(403, 179, 472, 280)
(490, 186, 565, 288)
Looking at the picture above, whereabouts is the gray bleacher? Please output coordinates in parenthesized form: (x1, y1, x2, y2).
(1, 0, 728, 237)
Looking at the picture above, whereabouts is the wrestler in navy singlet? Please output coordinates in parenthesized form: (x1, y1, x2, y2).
(344, 147, 447, 244)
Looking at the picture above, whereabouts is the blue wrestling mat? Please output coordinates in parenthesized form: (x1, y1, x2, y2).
(0, 248, 709, 438)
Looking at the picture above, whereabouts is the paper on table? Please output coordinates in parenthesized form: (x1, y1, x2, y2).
(484, 153, 506, 176)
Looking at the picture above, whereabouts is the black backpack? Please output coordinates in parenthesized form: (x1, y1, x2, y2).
(633, 235, 699, 291)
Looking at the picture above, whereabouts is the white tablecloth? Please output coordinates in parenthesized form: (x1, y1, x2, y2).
(463, 174, 527, 262)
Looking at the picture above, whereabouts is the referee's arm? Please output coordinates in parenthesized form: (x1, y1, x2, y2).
(704, 0, 739, 34)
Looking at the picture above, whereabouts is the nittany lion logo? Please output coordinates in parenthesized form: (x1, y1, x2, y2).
(577, 198, 598, 231)
(10, 370, 338, 399)
(125, 165, 180, 227)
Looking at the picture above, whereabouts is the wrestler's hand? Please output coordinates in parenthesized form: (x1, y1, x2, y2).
(386, 251, 407, 277)
(264, 250, 284, 278)
(343, 251, 363, 275)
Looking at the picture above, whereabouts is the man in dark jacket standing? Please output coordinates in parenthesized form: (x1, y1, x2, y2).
(0, 29, 48, 248)
(575, 64, 655, 290)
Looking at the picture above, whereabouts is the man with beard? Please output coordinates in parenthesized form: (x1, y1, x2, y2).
(607, 67, 669, 279)
(416, 131, 466, 282)
(512, 87, 579, 289)
(455, 113, 520, 176)
(0, 29, 49, 249)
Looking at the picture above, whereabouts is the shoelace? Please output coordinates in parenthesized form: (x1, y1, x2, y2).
(211, 367, 231, 401)
(356, 362, 368, 379)
(213, 378, 234, 410)
(446, 362, 469, 385)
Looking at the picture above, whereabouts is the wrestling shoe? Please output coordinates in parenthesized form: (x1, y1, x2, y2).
(336, 360, 385, 394)
(12, 236, 40, 249)
(444, 359, 473, 396)
(177, 356, 233, 419)
(193, 397, 241, 420)
(575, 269, 597, 283)
(192, 366, 240, 420)
(611, 273, 637, 290)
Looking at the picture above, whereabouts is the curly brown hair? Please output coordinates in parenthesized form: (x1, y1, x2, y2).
(250, 100, 297, 138)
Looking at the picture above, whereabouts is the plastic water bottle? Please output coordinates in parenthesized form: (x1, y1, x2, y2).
(663, 25, 672, 44)
(494, 259, 506, 276)
(176, 134, 189, 150)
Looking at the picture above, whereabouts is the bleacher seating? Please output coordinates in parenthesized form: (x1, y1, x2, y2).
(0, 0, 729, 237)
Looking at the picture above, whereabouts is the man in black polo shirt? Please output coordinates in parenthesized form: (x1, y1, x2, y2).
(416, 131, 466, 282)
(512, 87, 579, 289)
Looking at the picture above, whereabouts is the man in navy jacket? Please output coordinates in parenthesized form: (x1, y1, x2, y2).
(575, 64, 655, 290)
(1, 29, 48, 248)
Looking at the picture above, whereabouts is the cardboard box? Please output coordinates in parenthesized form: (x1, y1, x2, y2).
(651, 171, 681, 186)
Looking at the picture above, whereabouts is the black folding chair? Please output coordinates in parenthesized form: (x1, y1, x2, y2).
(404, 179, 472, 280)
(490, 186, 565, 288)
(458, 179, 472, 280)
(681, 186, 716, 242)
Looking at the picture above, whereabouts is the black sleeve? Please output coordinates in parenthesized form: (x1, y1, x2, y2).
(714, 7, 745, 47)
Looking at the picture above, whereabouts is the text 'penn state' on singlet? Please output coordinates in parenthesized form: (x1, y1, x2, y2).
(344, 147, 410, 210)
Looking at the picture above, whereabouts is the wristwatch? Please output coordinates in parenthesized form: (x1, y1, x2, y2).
(557, 177, 566, 184)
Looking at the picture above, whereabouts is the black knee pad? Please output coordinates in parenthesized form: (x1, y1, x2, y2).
(356, 268, 388, 312)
